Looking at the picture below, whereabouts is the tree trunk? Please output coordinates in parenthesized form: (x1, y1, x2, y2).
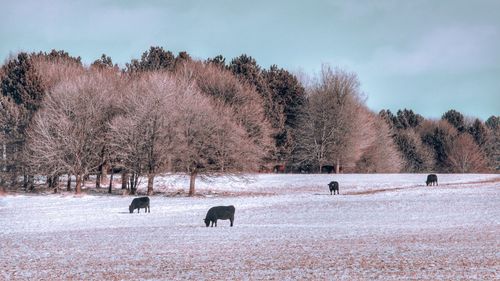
(129, 173, 138, 195)
(188, 171, 197, 197)
(108, 170, 114, 194)
(23, 174, 28, 190)
(75, 174, 82, 194)
(102, 162, 108, 185)
(2, 143, 6, 173)
(319, 164, 322, 174)
(167, 155, 172, 171)
(48, 175, 59, 193)
(24, 174, 34, 191)
(121, 171, 128, 190)
(66, 174, 71, 191)
(95, 170, 101, 189)
(96, 146, 106, 189)
(47, 175, 52, 188)
(82, 174, 89, 188)
(336, 158, 340, 174)
(29, 175, 34, 191)
(147, 173, 154, 195)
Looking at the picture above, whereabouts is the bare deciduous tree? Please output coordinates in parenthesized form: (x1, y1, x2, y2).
(26, 71, 115, 194)
(356, 113, 403, 173)
(109, 73, 178, 195)
(177, 61, 273, 159)
(294, 65, 373, 173)
(171, 77, 263, 196)
(447, 134, 488, 173)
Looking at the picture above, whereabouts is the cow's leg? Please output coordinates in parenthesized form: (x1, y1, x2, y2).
(215, 220, 217, 227)
(230, 218, 234, 227)
(148, 206, 150, 213)
(211, 221, 214, 227)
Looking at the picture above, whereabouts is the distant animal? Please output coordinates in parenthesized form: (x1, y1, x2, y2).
(328, 181, 339, 195)
(204, 205, 235, 227)
(129, 197, 150, 213)
(426, 174, 438, 186)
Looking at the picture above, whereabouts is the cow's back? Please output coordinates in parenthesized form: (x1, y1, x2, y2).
(132, 197, 149, 207)
(207, 205, 235, 220)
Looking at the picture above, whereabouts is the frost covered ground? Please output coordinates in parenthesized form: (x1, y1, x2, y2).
(0, 174, 499, 280)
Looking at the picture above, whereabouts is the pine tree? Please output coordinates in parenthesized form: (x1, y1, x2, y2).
(442, 109, 466, 133)
(126, 46, 176, 73)
(1, 53, 45, 112)
(262, 65, 306, 164)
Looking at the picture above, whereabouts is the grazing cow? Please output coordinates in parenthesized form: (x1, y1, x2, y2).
(426, 174, 438, 186)
(129, 197, 150, 213)
(328, 181, 339, 195)
(204, 205, 235, 227)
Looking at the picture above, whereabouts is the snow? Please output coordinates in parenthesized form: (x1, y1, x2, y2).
(0, 173, 499, 280)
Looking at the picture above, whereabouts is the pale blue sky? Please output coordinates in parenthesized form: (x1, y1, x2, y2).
(1, 0, 498, 119)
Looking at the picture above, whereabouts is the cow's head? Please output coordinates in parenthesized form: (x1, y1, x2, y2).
(129, 205, 134, 213)
(204, 218, 210, 227)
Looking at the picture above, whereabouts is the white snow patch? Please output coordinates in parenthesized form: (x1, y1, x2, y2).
(0, 173, 498, 280)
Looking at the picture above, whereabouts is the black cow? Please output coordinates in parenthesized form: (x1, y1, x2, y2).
(328, 181, 339, 195)
(129, 197, 150, 213)
(426, 174, 438, 186)
(204, 205, 235, 227)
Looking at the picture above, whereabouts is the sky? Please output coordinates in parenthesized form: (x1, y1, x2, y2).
(1, 0, 499, 120)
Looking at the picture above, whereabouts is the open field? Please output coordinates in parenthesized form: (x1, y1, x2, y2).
(1, 174, 499, 280)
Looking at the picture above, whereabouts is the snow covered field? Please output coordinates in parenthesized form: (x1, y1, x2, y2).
(1, 174, 499, 280)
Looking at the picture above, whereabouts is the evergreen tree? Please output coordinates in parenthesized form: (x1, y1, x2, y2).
(421, 121, 458, 171)
(126, 46, 175, 73)
(91, 54, 115, 70)
(468, 119, 488, 147)
(174, 51, 192, 68)
(229, 54, 267, 95)
(393, 130, 433, 172)
(0, 52, 48, 189)
(485, 115, 499, 130)
(396, 109, 423, 130)
(442, 109, 466, 133)
(262, 65, 306, 163)
(379, 109, 397, 131)
(485, 115, 500, 170)
(1, 53, 45, 112)
(35, 49, 82, 65)
(206, 55, 226, 69)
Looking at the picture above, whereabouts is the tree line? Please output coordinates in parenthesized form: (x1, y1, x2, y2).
(0, 47, 498, 195)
